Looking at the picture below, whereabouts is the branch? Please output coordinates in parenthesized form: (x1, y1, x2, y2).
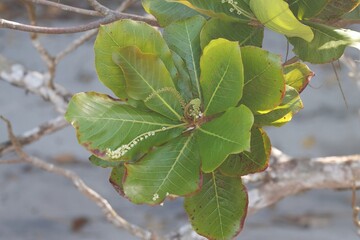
(0, 12, 158, 34)
(22, 0, 57, 88)
(167, 148, 360, 239)
(55, 0, 136, 63)
(0, 116, 68, 156)
(248, 148, 360, 214)
(0, 116, 156, 240)
(86, 0, 110, 16)
(24, 0, 103, 17)
(0, 54, 70, 113)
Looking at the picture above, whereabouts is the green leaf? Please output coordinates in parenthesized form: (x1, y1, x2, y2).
(315, 0, 360, 20)
(287, 0, 328, 19)
(94, 20, 178, 99)
(163, 15, 206, 99)
(220, 127, 270, 177)
(184, 172, 248, 240)
(109, 165, 126, 196)
(142, 0, 199, 27)
(255, 86, 303, 127)
(249, 0, 314, 42)
(240, 46, 285, 112)
(200, 18, 264, 50)
(284, 62, 314, 93)
(171, 0, 254, 22)
(89, 155, 121, 168)
(65, 92, 185, 160)
(171, 50, 193, 102)
(200, 38, 244, 116)
(342, 5, 360, 20)
(112, 46, 184, 121)
(288, 22, 360, 63)
(197, 105, 254, 173)
(123, 134, 201, 204)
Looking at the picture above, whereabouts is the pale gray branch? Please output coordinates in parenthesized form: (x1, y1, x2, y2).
(0, 54, 70, 113)
(25, 0, 103, 16)
(0, 116, 68, 156)
(86, 0, 110, 15)
(0, 12, 158, 34)
(55, 0, 136, 63)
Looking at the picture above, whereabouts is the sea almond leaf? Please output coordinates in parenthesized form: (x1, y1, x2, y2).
(142, 0, 199, 27)
(109, 165, 126, 196)
(200, 18, 264, 50)
(197, 105, 254, 173)
(250, 0, 314, 42)
(65, 92, 185, 160)
(240, 46, 285, 112)
(184, 172, 248, 240)
(219, 127, 271, 177)
(284, 62, 314, 93)
(123, 134, 201, 204)
(163, 15, 206, 99)
(255, 86, 303, 127)
(94, 19, 178, 99)
(112, 46, 184, 121)
(200, 38, 244, 116)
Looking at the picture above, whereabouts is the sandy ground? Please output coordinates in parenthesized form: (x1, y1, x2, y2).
(1, 16, 360, 240)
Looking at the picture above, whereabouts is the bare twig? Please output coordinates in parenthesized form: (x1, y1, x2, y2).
(0, 12, 158, 34)
(86, 0, 110, 16)
(0, 159, 24, 164)
(24, 0, 102, 17)
(0, 116, 155, 240)
(55, 0, 136, 63)
(22, 0, 57, 88)
(0, 54, 70, 113)
(0, 116, 68, 156)
(55, 29, 97, 63)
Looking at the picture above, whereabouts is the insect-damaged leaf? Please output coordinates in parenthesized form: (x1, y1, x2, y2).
(65, 92, 185, 160)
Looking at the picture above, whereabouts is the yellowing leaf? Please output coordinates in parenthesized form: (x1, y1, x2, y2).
(250, 0, 314, 42)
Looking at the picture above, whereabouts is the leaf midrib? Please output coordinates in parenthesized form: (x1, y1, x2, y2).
(198, 127, 240, 145)
(204, 53, 232, 115)
(117, 52, 182, 121)
(154, 134, 194, 195)
(71, 116, 175, 126)
(185, 20, 202, 100)
(211, 172, 225, 240)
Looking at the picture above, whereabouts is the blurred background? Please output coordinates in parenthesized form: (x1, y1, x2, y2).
(1, 1, 360, 239)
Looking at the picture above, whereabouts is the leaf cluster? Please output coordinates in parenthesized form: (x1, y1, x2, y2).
(64, 0, 360, 239)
